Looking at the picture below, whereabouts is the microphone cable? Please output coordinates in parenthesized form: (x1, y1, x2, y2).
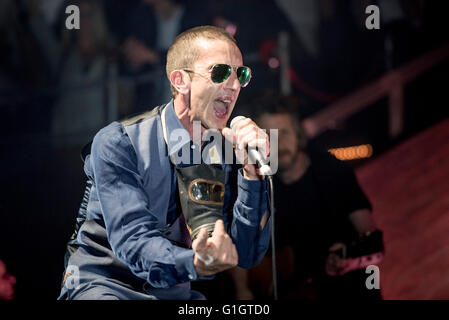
(267, 175, 278, 300)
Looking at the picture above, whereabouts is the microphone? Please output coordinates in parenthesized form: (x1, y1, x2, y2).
(230, 116, 272, 176)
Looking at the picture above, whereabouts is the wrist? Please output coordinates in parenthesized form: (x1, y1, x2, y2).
(193, 255, 214, 277)
(243, 166, 260, 180)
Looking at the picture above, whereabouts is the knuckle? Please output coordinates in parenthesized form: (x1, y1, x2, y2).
(243, 118, 252, 126)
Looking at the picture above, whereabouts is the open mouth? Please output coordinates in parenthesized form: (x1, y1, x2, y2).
(213, 98, 232, 119)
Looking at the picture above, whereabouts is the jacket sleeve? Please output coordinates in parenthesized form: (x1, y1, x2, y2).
(229, 169, 271, 268)
(90, 122, 198, 288)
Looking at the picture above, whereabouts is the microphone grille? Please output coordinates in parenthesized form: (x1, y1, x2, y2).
(230, 116, 247, 130)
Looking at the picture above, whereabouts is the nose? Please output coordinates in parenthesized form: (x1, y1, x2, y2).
(223, 70, 241, 92)
(278, 138, 287, 150)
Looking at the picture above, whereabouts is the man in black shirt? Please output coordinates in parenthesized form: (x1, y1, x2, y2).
(229, 93, 384, 300)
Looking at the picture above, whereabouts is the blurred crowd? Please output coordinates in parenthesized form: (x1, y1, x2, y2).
(1, 0, 446, 147)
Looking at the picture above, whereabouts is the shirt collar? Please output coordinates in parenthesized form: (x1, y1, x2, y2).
(163, 100, 197, 157)
(163, 100, 225, 166)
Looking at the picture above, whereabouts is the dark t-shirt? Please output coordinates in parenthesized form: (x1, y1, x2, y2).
(192, 146, 379, 300)
(272, 146, 373, 298)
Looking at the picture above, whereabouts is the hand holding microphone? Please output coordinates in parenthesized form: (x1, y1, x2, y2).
(221, 116, 271, 179)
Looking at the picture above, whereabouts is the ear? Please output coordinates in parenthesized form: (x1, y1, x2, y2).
(170, 70, 191, 96)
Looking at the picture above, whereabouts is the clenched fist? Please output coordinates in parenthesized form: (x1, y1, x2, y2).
(192, 220, 238, 276)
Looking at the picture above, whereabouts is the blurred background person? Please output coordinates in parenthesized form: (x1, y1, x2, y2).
(0, 0, 52, 135)
(227, 92, 385, 300)
(28, 0, 117, 148)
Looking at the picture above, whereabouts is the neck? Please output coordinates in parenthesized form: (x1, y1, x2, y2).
(279, 151, 310, 185)
(173, 95, 205, 145)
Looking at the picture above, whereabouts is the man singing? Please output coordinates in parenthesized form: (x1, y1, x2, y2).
(59, 26, 271, 300)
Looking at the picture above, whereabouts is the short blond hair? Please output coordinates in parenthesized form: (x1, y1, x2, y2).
(166, 25, 237, 97)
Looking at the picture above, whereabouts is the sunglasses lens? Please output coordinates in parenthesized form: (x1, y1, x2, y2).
(211, 64, 232, 83)
(237, 67, 251, 87)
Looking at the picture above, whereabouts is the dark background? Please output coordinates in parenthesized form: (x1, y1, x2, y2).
(0, 0, 448, 299)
